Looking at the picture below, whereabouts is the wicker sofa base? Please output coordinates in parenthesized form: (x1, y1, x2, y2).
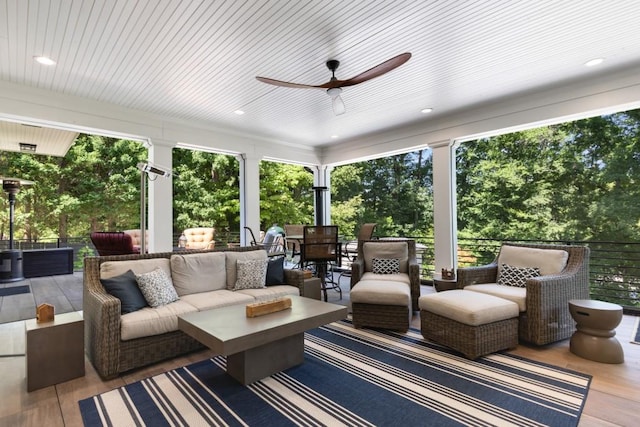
(420, 310, 518, 359)
(352, 303, 410, 331)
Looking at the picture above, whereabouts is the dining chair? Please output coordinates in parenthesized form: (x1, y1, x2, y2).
(301, 225, 341, 301)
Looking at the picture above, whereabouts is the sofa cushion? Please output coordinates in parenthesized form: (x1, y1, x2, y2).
(171, 251, 227, 296)
(498, 245, 569, 276)
(136, 267, 179, 307)
(363, 242, 409, 273)
(179, 290, 254, 311)
(234, 258, 268, 290)
(265, 256, 285, 285)
(497, 264, 540, 287)
(236, 285, 300, 302)
(120, 300, 197, 341)
(372, 257, 400, 274)
(100, 269, 148, 314)
(100, 258, 171, 280)
(225, 250, 268, 289)
(464, 284, 527, 312)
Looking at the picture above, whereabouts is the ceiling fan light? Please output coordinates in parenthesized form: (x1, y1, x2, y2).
(327, 87, 342, 98)
(332, 95, 346, 115)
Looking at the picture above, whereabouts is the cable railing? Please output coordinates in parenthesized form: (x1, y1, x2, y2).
(4, 234, 638, 311)
(397, 235, 640, 312)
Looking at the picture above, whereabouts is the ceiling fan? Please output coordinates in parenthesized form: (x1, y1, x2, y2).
(256, 52, 411, 115)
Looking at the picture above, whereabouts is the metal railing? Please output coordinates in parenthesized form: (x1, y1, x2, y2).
(4, 234, 638, 311)
(396, 236, 640, 312)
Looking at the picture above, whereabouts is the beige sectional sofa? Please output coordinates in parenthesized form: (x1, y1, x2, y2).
(84, 246, 306, 379)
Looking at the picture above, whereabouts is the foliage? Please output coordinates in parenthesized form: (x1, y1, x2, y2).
(331, 150, 433, 239)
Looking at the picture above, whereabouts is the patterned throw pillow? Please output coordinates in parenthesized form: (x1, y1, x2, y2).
(136, 268, 179, 307)
(497, 264, 541, 287)
(372, 258, 400, 274)
(234, 259, 269, 290)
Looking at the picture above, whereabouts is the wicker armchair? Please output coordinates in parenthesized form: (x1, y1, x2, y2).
(350, 239, 420, 330)
(457, 242, 590, 345)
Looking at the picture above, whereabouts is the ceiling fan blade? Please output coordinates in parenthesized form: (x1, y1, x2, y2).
(255, 76, 317, 89)
(332, 94, 346, 115)
(338, 52, 411, 87)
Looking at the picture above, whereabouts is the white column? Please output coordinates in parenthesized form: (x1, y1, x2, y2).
(238, 153, 261, 245)
(431, 140, 458, 276)
(147, 139, 175, 252)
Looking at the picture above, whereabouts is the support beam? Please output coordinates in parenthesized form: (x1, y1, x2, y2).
(239, 153, 261, 245)
(431, 140, 457, 276)
(147, 140, 175, 252)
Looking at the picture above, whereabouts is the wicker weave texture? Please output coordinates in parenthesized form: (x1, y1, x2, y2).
(456, 243, 590, 346)
(352, 303, 409, 331)
(420, 310, 518, 359)
(84, 246, 306, 379)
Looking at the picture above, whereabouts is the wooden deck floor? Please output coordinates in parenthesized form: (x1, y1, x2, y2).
(1, 274, 639, 426)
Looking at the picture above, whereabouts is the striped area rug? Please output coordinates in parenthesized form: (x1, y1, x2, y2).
(632, 315, 640, 344)
(79, 320, 591, 426)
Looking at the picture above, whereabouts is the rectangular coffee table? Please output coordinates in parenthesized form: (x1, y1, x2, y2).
(178, 295, 348, 384)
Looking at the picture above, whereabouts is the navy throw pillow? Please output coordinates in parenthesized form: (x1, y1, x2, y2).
(265, 256, 285, 285)
(100, 269, 148, 314)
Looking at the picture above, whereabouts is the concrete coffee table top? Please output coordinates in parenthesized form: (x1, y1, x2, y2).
(178, 295, 347, 356)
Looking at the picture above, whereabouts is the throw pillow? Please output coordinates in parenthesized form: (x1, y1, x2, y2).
(136, 267, 179, 307)
(497, 264, 541, 287)
(100, 269, 148, 314)
(265, 256, 285, 286)
(372, 257, 400, 274)
(234, 258, 269, 290)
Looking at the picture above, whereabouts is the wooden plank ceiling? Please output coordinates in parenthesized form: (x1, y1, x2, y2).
(1, 0, 640, 155)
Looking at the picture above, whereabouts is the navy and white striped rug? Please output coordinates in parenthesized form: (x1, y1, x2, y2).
(79, 320, 590, 426)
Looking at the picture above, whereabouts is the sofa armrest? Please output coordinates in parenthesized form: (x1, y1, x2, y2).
(283, 268, 306, 294)
(83, 256, 123, 379)
(457, 263, 498, 287)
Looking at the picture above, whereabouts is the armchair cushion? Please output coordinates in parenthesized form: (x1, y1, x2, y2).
(363, 241, 408, 273)
(497, 264, 540, 287)
(498, 245, 568, 276)
(464, 284, 527, 312)
(361, 271, 411, 285)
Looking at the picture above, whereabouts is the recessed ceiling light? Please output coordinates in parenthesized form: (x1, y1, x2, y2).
(234, 110, 245, 115)
(331, 135, 339, 139)
(421, 108, 433, 114)
(34, 56, 56, 66)
(584, 58, 604, 67)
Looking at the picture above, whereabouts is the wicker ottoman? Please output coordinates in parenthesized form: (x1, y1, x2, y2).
(419, 290, 519, 359)
(351, 279, 412, 331)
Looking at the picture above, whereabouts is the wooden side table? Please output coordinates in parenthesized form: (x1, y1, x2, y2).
(433, 278, 457, 292)
(25, 311, 85, 391)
